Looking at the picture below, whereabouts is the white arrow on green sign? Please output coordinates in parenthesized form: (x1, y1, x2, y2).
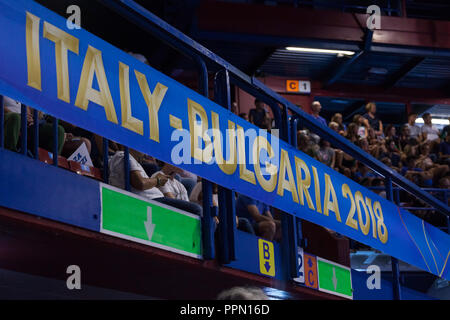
(317, 257, 353, 299)
(100, 184, 202, 258)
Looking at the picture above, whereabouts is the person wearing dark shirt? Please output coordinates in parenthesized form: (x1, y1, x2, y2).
(311, 101, 327, 127)
(439, 134, 450, 165)
(249, 99, 270, 129)
(362, 102, 383, 137)
(236, 194, 280, 241)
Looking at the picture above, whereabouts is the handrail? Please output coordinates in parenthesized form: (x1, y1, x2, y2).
(99, 0, 449, 216)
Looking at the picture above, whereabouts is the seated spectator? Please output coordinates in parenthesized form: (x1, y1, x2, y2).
(362, 102, 383, 138)
(328, 121, 339, 133)
(317, 139, 335, 169)
(354, 114, 368, 139)
(236, 194, 280, 241)
(438, 134, 450, 165)
(3, 97, 22, 152)
(331, 113, 346, 134)
(297, 131, 318, 158)
(190, 180, 255, 235)
(151, 161, 189, 201)
(345, 123, 359, 143)
(108, 146, 202, 216)
(3, 96, 65, 155)
(239, 112, 248, 121)
(59, 121, 93, 158)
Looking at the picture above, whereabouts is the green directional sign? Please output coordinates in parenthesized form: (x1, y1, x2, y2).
(317, 257, 353, 299)
(100, 184, 202, 258)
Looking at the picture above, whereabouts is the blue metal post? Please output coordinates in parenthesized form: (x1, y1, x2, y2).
(214, 69, 236, 262)
(33, 110, 39, 159)
(196, 55, 214, 260)
(217, 186, 229, 264)
(103, 138, 109, 183)
(124, 146, 130, 191)
(20, 104, 27, 155)
(0, 95, 3, 148)
(386, 177, 402, 300)
(52, 117, 58, 166)
(226, 189, 237, 261)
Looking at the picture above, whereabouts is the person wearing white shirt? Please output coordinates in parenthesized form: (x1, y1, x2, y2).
(421, 113, 440, 142)
(151, 162, 189, 201)
(108, 147, 202, 216)
(405, 113, 421, 140)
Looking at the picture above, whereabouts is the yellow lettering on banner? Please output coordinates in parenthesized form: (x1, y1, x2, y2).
(312, 166, 322, 213)
(253, 136, 277, 192)
(277, 149, 299, 203)
(118, 62, 143, 135)
(355, 191, 370, 235)
(294, 157, 315, 210)
(74, 46, 118, 124)
(342, 183, 358, 230)
(211, 112, 237, 175)
(365, 197, 377, 239)
(187, 99, 212, 163)
(236, 125, 256, 185)
(134, 70, 168, 142)
(43, 21, 79, 103)
(26, 12, 42, 91)
(323, 173, 341, 222)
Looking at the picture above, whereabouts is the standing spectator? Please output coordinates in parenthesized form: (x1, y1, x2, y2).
(362, 102, 383, 138)
(310, 101, 327, 127)
(405, 113, 421, 140)
(249, 99, 270, 129)
(421, 113, 440, 142)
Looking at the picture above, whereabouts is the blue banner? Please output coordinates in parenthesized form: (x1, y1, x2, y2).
(0, 0, 449, 279)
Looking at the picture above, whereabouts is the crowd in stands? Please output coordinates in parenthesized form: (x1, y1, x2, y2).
(242, 98, 449, 226)
(2, 48, 449, 241)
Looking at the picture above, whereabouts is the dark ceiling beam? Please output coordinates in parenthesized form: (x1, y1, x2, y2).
(343, 100, 366, 121)
(196, 1, 450, 50)
(245, 47, 277, 76)
(323, 30, 372, 88)
(384, 57, 425, 90)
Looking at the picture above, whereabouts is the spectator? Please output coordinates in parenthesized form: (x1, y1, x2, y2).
(236, 194, 280, 241)
(317, 139, 335, 169)
(239, 112, 248, 121)
(331, 113, 346, 134)
(438, 134, 450, 165)
(421, 113, 440, 142)
(310, 101, 327, 127)
(362, 102, 383, 138)
(151, 161, 189, 201)
(354, 114, 368, 139)
(405, 113, 421, 140)
(231, 102, 238, 115)
(2, 96, 65, 155)
(108, 146, 202, 216)
(190, 180, 255, 235)
(249, 99, 270, 129)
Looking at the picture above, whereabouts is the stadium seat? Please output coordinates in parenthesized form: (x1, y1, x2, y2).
(68, 160, 103, 181)
(38, 148, 70, 170)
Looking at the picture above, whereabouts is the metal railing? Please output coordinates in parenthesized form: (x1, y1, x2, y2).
(1, 0, 449, 300)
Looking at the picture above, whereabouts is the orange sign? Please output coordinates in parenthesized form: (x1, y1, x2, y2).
(303, 253, 318, 289)
(286, 80, 299, 92)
